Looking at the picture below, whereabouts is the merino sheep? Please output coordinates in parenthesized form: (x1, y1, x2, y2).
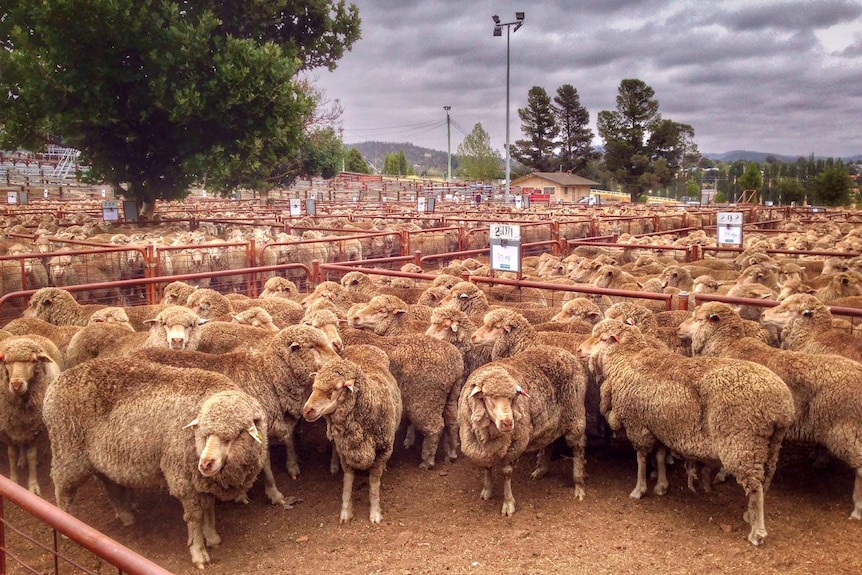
(0, 335, 63, 494)
(302, 345, 402, 523)
(186, 288, 303, 327)
(259, 277, 300, 300)
(300, 280, 365, 312)
(679, 301, 862, 520)
(139, 324, 339, 490)
(44, 358, 268, 569)
(65, 305, 206, 367)
(86, 306, 135, 331)
(471, 307, 587, 361)
(458, 345, 588, 517)
(23, 287, 166, 331)
(301, 309, 345, 353)
(161, 280, 197, 306)
(2, 317, 81, 357)
(231, 307, 280, 332)
(549, 297, 604, 325)
(577, 319, 794, 546)
(442, 281, 561, 324)
(761, 293, 862, 362)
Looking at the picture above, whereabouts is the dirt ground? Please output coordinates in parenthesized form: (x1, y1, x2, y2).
(3, 425, 862, 575)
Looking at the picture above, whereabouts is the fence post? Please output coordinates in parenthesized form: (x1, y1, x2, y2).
(144, 245, 158, 304)
(678, 291, 690, 312)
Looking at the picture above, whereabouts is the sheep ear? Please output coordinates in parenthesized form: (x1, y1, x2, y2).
(516, 385, 529, 397)
(502, 324, 512, 333)
(182, 418, 199, 430)
(459, 293, 469, 299)
(469, 385, 483, 398)
(247, 423, 264, 443)
(624, 318, 637, 326)
(342, 379, 355, 392)
(450, 321, 459, 333)
(587, 311, 600, 319)
(143, 318, 157, 325)
(231, 315, 241, 322)
(198, 318, 210, 325)
(394, 309, 407, 317)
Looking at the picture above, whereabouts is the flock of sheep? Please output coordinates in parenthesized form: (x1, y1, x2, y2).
(1, 205, 862, 569)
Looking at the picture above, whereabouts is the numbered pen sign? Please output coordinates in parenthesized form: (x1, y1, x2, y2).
(717, 211, 743, 246)
(289, 198, 302, 217)
(102, 200, 120, 222)
(490, 223, 522, 273)
(490, 223, 521, 242)
(7, 192, 18, 204)
(417, 197, 427, 213)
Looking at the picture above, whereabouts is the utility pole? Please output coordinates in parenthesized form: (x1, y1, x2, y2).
(492, 12, 525, 206)
(444, 106, 452, 181)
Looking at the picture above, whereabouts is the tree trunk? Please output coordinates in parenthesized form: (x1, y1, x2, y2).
(258, 188, 270, 206)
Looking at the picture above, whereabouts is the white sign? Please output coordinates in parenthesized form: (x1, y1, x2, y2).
(490, 223, 521, 241)
(43, 189, 49, 199)
(716, 211, 743, 225)
(7, 192, 17, 204)
(417, 197, 427, 213)
(102, 200, 120, 222)
(717, 224, 743, 245)
(289, 198, 302, 217)
(514, 195, 523, 209)
(491, 243, 521, 272)
(101, 189, 107, 198)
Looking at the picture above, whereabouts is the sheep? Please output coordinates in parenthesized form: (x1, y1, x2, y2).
(259, 276, 300, 300)
(679, 301, 862, 520)
(550, 297, 604, 325)
(43, 358, 268, 569)
(86, 306, 135, 331)
(0, 335, 63, 494)
(65, 305, 206, 367)
(161, 280, 197, 306)
(416, 285, 452, 308)
(348, 294, 431, 336)
(761, 293, 862, 362)
(23, 287, 166, 331)
(814, 271, 862, 303)
(425, 307, 491, 377)
(301, 309, 345, 353)
(186, 287, 303, 327)
(302, 345, 402, 523)
(341, 270, 427, 304)
(139, 323, 339, 490)
(442, 281, 561, 324)
(471, 307, 587, 361)
(2, 317, 82, 357)
(340, 320, 464, 469)
(231, 307, 280, 332)
(577, 319, 794, 546)
(458, 344, 587, 517)
(604, 302, 688, 355)
(300, 280, 366, 311)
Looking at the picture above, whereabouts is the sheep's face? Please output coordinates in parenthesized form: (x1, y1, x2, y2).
(302, 316, 344, 353)
(0, 347, 52, 396)
(340, 272, 368, 290)
(187, 395, 266, 478)
(302, 377, 351, 422)
(468, 382, 526, 434)
(692, 276, 720, 294)
(147, 312, 200, 350)
(776, 280, 816, 302)
(232, 310, 279, 332)
(471, 319, 507, 346)
(424, 317, 457, 342)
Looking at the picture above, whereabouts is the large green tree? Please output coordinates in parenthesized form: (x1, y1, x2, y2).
(553, 84, 594, 174)
(456, 123, 502, 181)
(344, 147, 370, 173)
(737, 162, 763, 201)
(511, 86, 559, 172)
(383, 150, 412, 176)
(597, 79, 697, 202)
(812, 164, 853, 206)
(0, 1, 360, 217)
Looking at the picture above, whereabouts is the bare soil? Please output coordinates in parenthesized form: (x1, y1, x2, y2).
(3, 426, 862, 575)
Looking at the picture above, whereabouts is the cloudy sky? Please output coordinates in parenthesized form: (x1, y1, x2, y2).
(313, 0, 862, 159)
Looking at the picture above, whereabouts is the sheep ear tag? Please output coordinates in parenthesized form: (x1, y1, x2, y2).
(247, 424, 264, 443)
(182, 418, 199, 430)
(516, 385, 529, 397)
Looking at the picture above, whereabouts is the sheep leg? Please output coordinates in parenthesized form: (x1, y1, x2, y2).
(95, 474, 135, 526)
(261, 452, 286, 506)
(481, 468, 493, 500)
(419, 428, 443, 471)
(851, 468, 862, 520)
(181, 497, 210, 569)
(403, 424, 416, 449)
(501, 464, 516, 517)
(630, 450, 649, 499)
(282, 422, 301, 479)
(653, 446, 669, 496)
(368, 460, 385, 524)
(340, 465, 355, 523)
(684, 460, 699, 493)
(443, 384, 461, 462)
(700, 466, 713, 493)
(25, 444, 40, 495)
(744, 485, 767, 546)
(566, 430, 587, 501)
(7, 444, 19, 484)
(530, 448, 550, 480)
(330, 444, 341, 475)
(201, 496, 220, 548)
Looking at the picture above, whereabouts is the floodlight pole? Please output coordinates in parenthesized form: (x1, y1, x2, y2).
(493, 13, 524, 206)
(444, 106, 452, 181)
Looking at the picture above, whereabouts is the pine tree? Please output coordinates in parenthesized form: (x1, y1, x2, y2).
(553, 84, 594, 174)
(511, 86, 559, 172)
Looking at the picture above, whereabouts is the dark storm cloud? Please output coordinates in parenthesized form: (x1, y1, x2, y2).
(315, 1, 862, 157)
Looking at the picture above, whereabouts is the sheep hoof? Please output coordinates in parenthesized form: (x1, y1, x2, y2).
(205, 533, 221, 547)
(530, 468, 548, 481)
(267, 491, 286, 506)
(747, 529, 766, 546)
(419, 461, 435, 471)
(234, 493, 251, 505)
(29, 484, 41, 497)
(501, 501, 515, 517)
(117, 511, 135, 527)
(287, 463, 301, 479)
(629, 487, 646, 499)
(330, 462, 341, 476)
(481, 488, 492, 501)
(850, 509, 862, 520)
(340, 510, 354, 523)
(573, 486, 586, 501)
(369, 510, 382, 524)
(713, 469, 729, 484)
(194, 562, 206, 571)
(653, 483, 668, 496)
(403, 438, 415, 449)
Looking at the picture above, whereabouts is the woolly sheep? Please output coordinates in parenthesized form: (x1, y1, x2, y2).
(471, 307, 587, 361)
(65, 305, 206, 367)
(44, 358, 268, 569)
(550, 297, 604, 325)
(577, 319, 794, 546)
(679, 301, 862, 520)
(259, 276, 300, 300)
(0, 335, 63, 494)
(301, 309, 345, 353)
(86, 306, 135, 331)
(300, 280, 365, 311)
(23, 287, 166, 331)
(231, 307, 280, 332)
(442, 281, 561, 324)
(302, 345, 402, 523)
(458, 345, 588, 517)
(161, 280, 197, 306)
(139, 324, 339, 489)
(761, 293, 862, 362)
(2, 317, 81, 357)
(186, 288, 303, 327)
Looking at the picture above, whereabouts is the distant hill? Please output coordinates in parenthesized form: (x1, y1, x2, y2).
(704, 150, 862, 163)
(348, 141, 456, 175)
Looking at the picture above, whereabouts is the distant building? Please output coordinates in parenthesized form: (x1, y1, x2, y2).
(511, 172, 599, 203)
